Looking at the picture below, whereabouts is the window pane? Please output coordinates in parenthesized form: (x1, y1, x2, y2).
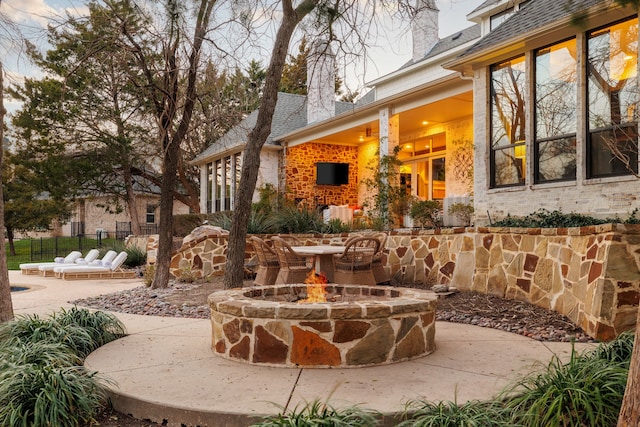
(588, 18, 639, 178)
(491, 56, 526, 148)
(589, 126, 639, 177)
(588, 18, 638, 129)
(537, 137, 577, 181)
(491, 55, 526, 187)
(536, 39, 577, 138)
(494, 145, 525, 186)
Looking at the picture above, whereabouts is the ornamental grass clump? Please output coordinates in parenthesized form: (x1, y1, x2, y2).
(0, 308, 125, 427)
(251, 400, 380, 427)
(397, 399, 514, 427)
(501, 348, 628, 427)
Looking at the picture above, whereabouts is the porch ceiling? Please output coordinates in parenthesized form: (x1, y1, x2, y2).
(313, 91, 473, 145)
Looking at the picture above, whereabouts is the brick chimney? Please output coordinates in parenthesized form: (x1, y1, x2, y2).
(307, 39, 335, 124)
(411, 0, 439, 62)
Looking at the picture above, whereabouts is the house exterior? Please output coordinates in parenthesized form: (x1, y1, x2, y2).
(195, 0, 640, 226)
(447, 0, 640, 224)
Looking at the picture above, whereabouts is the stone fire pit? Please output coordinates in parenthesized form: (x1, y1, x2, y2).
(208, 284, 437, 368)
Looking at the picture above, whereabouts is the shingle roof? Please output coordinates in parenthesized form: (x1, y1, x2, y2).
(398, 24, 481, 70)
(459, 0, 605, 58)
(192, 92, 354, 163)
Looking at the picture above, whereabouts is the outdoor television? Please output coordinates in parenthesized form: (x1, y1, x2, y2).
(316, 162, 349, 185)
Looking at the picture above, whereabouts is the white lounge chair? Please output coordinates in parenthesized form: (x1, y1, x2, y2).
(37, 249, 103, 277)
(19, 251, 83, 275)
(54, 251, 137, 280)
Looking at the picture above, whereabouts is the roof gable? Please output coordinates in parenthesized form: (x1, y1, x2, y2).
(192, 92, 353, 164)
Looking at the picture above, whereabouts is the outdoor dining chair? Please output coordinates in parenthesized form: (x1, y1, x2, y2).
(249, 236, 280, 286)
(370, 232, 390, 284)
(333, 236, 380, 285)
(271, 236, 314, 284)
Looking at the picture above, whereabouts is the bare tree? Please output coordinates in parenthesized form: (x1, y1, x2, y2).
(0, 62, 14, 322)
(223, 0, 429, 289)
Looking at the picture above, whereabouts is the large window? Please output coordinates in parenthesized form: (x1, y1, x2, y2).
(490, 55, 526, 187)
(535, 39, 577, 182)
(587, 17, 639, 178)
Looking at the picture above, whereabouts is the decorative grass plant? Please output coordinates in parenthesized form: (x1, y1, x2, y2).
(251, 400, 380, 427)
(0, 308, 125, 427)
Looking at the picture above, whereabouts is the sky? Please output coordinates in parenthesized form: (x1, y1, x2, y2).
(0, 0, 485, 114)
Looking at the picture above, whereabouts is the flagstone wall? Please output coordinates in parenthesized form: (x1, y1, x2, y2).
(160, 224, 640, 341)
(285, 143, 359, 207)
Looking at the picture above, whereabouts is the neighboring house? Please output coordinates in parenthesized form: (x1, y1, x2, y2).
(64, 193, 189, 239)
(446, 0, 640, 224)
(195, 0, 640, 226)
(63, 175, 190, 239)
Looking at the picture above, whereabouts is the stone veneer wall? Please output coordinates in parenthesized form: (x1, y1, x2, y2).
(286, 143, 359, 207)
(160, 225, 640, 341)
(383, 224, 640, 341)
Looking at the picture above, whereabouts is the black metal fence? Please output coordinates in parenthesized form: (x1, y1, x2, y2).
(28, 234, 116, 262)
(116, 222, 158, 240)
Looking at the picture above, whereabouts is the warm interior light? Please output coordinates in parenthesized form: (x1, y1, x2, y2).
(359, 136, 364, 141)
(422, 121, 429, 125)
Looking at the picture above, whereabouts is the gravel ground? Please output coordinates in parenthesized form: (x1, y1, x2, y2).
(72, 279, 596, 343)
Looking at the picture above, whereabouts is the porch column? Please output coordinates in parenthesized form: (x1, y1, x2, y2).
(379, 107, 399, 156)
(199, 164, 207, 213)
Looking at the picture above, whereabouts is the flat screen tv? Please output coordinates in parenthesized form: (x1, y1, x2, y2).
(316, 162, 349, 186)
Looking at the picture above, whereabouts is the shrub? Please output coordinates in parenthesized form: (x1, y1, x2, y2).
(493, 209, 608, 228)
(410, 200, 442, 228)
(448, 202, 474, 226)
(252, 400, 380, 427)
(124, 245, 147, 268)
(398, 400, 512, 427)
(323, 218, 351, 234)
(267, 205, 324, 233)
(0, 308, 123, 427)
(501, 349, 628, 427)
(0, 308, 125, 361)
(0, 363, 109, 427)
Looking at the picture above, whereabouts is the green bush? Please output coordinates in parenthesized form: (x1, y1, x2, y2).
(323, 218, 351, 234)
(502, 349, 628, 427)
(493, 208, 640, 228)
(398, 400, 513, 427)
(0, 308, 124, 427)
(0, 363, 108, 427)
(124, 245, 147, 267)
(410, 200, 442, 228)
(252, 400, 380, 427)
(266, 205, 325, 233)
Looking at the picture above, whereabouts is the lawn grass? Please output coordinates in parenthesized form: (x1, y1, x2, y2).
(4, 238, 122, 270)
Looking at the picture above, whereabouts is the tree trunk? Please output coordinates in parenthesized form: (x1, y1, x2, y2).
(151, 134, 179, 289)
(123, 163, 142, 236)
(617, 310, 640, 425)
(151, 0, 215, 289)
(7, 228, 15, 256)
(224, 0, 318, 289)
(0, 62, 15, 322)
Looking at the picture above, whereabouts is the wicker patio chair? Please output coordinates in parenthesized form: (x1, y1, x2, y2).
(249, 236, 280, 286)
(370, 232, 390, 284)
(271, 236, 314, 284)
(333, 237, 380, 285)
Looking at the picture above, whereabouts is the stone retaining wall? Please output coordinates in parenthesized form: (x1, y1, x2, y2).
(161, 224, 640, 340)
